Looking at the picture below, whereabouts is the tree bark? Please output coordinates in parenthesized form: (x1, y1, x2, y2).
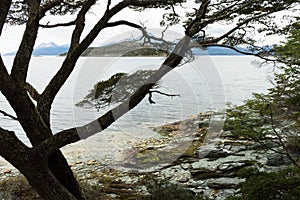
(0, 58, 84, 199)
(0, 0, 12, 36)
(0, 127, 77, 200)
(48, 151, 85, 200)
(19, 159, 78, 200)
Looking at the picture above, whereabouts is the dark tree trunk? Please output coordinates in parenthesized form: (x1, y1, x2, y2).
(20, 160, 78, 200)
(48, 151, 85, 200)
(0, 129, 79, 200)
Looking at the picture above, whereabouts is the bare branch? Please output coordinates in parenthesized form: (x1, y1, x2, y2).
(40, 20, 76, 28)
(0, 110, 18, 121)
(107, 0, 111, 11)
(70, 0, 96, 50)
(10, 0, 41, 83)
(203, 14, 271, 45)
(148, 90, 180, 104)
(0, 55, 11, 87)
(0, 56, 55, 148)
(37, 0, 177, 125)
(105, 20, 175, 46)
(192, 43, 278, 63)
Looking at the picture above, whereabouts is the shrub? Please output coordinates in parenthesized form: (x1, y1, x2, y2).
(141, 176, 204, 200)
(229, 166, 300, 200)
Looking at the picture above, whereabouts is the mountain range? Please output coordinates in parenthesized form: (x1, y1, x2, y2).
(4, 41, 270, 56)
(5, 42, 70, 56)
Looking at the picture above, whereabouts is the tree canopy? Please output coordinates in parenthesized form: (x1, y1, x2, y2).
(0, 0, 299, 199)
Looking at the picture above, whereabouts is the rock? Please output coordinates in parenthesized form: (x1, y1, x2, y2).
(197, 120, 211, 129)
(176, 171, 191, 183)
(204, 149, 232, 160)
(3, 169, 12, 174)
(87, 160, 97, 165)
(180, 163, 191, 170)
(217, 161, 252, 173)
(206, 177, 243, 189)
(221, 140, 249, 146)
(190, 168, 219, 180)
(107, 194, 118, 198)
(191, 167, 215, 175)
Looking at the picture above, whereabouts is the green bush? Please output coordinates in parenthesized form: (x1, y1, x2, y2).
(141, 176, 204, 200)
(229, 167, 300, 200)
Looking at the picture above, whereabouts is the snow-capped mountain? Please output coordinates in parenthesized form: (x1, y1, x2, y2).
(36, 42, 59, 49)
(5, 42, 69, 56)
(32, 42, 69, 56)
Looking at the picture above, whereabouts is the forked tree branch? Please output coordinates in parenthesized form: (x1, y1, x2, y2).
(0, 57, 54, 147)
(148, 90, 180, 104)
(37, 0, 180, 125)
(31, 0, 299, 162)
(105, 20, 175, 45)
(34, 35, 192, 158)
(25, 82, 40, 101)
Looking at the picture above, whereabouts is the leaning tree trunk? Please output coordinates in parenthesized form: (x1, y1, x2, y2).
(48, 151, 85, 200)
(0, 82, 85, 199)
(0, 129, 79, 200)
(20, 158, 78, 200)
(21, 116, 85, 199)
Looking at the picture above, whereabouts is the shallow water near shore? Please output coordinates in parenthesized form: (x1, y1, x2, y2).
(0, 56, 273, 168)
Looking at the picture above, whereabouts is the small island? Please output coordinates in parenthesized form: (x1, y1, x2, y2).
(60, 41, 167, 57)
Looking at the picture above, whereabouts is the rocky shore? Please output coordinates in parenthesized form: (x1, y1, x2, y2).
(0, 112, 292, 199)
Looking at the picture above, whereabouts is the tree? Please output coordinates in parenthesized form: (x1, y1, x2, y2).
(0, 0, 299, 199)
(224, 18, 300, 166)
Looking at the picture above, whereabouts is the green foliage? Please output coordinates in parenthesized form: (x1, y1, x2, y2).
(7, 0, 86, 25)
(93, 73, 126, 99)
(224, 94, 274, 141)
(274, 18, 300, 66)
(122, 48, 167, 57)
(76, 70, 157, 109)
(141, 176, 204, 200)
(230, 167, 300, 200)
(130, 0, 186, 11)
(224, 18, 300, 165)
(236, 167, 259, 179)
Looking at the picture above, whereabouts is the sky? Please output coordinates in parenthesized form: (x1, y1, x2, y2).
(0, 2, 189, 54)
(0, 1, 297, 54)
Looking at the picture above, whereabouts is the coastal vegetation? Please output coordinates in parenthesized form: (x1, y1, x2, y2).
(225, 18, 300, 199)
(0, 0, 299, 200)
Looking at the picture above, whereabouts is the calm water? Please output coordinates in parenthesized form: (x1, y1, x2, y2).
(0, 56, 273, 148)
